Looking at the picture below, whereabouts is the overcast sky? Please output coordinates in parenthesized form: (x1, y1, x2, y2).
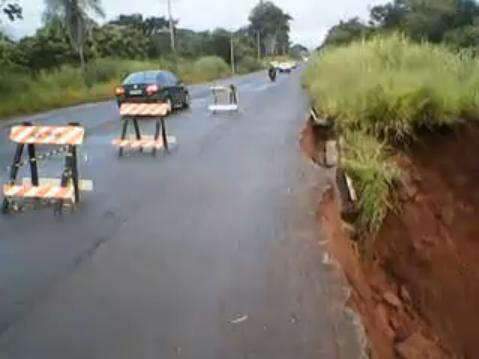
(3, 0, 387, 48)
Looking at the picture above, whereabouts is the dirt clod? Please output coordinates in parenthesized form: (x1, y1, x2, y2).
(399, 172, 419, 201)
(375, 304, 395, 339)
(395, 332, 446, 359)
(399, 286, 412, 304)
(383, 292, 402, 310)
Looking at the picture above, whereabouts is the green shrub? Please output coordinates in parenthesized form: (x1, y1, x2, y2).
(189, 56, 230, 83)
(85, 59, 122, 85)
(238, 56, 263, 74)
(0, 70, 31, 96)
(37, 65, 84, 90)
(85, 58, 165, 86)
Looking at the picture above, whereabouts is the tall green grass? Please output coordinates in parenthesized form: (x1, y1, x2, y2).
(0, 56, 231, 118)
(304, 34, 479, 233)
(304, 34, 479, 142)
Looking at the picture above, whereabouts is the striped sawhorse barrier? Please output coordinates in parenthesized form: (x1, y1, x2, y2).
(209, 85, 239, 113)
(113, 103, 176, 157)
(2, 122, 86, 214)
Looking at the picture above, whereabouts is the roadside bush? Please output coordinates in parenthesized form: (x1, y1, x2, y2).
(304, 34, 479, 233)
(85, 58, 164, 86)
(85, 58, 122, 85)
(0, 70, 31, 96)
(189, 56, 230, 83)
(238, 56, 263, 74)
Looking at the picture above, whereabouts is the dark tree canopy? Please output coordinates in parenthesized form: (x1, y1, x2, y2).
(248, 1, 292, 56)
(1, 1, 22, 21)
(321, 18, 372, 48)
(322, 0, 479, 49)
(109, 14, 171, 36)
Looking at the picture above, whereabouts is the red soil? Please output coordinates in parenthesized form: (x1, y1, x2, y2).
(319, 189, 450, 358)
(308, 121, 479, 358)
(375, 122, 479, 358)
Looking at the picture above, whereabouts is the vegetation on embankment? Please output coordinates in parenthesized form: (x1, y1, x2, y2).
(0, 55, 245, 118)
(304, 34, 479, 233)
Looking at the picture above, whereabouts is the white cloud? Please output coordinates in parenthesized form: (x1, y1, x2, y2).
(9, 0, 388, 48)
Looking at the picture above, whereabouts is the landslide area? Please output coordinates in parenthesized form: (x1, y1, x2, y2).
(302, 34, 479, 358)
(311, 121, 479, 358)
(375, 122, 479, 357)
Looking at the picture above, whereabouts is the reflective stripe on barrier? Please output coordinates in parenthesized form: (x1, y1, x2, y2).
(112, 136, 177, 150)
(10, 126, 85, 145)
(3, 184, 75, 201)
(120, 103, 171, 117)
(209, 104, 239, 112)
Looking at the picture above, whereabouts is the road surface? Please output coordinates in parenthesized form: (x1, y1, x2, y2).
(0, 70, 363, 358)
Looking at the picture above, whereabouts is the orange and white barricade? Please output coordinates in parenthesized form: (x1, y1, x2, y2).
(113, 102, 176, 157)
(2, 122, 86, 214)
(209, 85, 239, 113)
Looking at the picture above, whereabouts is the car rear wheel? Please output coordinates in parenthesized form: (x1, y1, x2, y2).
(165, 97, 173, 114)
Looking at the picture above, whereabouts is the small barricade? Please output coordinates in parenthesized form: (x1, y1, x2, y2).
(113, 103, 176, 157)
(209, 85, 239, 113)
(2, 122, 86, 214)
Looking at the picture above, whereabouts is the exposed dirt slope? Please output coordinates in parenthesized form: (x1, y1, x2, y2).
(374, 122, 479, 357)
(306, 121, 479, 358)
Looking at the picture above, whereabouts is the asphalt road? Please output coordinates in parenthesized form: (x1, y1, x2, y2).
(0, 70, 363, 358)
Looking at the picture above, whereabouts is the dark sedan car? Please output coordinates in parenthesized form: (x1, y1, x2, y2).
(115, 70, 190, 111)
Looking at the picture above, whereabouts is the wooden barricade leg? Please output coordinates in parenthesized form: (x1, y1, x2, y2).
(153, 119, 161, 157)
(2, 143, 25, 213)
(133, 118, 143, 153)
(55, 146, 75, 214)
(69, 123, 81, 203)
(133, 118, 141, 140)
(161, 117, 169, 153)
(70, 145, 80, 203)
(27, 144, 39, 186)
(119, 118, 129, 157)
(230, 85, 237, 105)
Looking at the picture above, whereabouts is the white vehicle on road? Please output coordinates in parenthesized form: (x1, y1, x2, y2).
(277, 61, 296, 73)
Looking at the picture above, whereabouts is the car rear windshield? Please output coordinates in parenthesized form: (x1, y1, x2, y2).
(123, 72, 158, 85)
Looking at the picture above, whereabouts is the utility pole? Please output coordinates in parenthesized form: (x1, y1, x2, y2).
(230, 34, 235, 74)
(256, 31, 261, 61)
(167, 0, 176, 52)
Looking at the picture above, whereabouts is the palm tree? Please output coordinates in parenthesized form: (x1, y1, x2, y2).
(44, 0, 105, 71)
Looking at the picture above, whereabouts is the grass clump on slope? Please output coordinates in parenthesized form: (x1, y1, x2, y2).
(342, 131, 401, 234)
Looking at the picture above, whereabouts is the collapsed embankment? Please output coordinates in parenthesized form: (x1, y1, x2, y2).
(303, 121, 479, 358)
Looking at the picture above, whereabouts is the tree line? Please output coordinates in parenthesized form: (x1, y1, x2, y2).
(0, 0, 294, 75)
(321, 0, 479, 50)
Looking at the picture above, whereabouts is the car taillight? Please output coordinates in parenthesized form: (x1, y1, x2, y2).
(115, 86, 125, 96)
(146, 84, 159, 95)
